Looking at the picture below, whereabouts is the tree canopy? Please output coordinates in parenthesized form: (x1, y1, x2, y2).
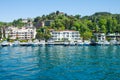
(1, 11, 120, 40)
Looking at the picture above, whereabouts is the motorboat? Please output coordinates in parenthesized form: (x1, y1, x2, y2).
(46, 40, 54, 46)
(84, 40, 91, 46)
(69, 41, 75, 46)
(77, 40, 83, 46)
(1, 41, 10, 47)
(12, 41, 20, 47)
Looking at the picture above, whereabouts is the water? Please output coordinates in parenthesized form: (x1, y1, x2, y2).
(0, 46, 120, 80)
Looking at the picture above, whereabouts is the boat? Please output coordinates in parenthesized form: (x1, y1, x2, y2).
(84, 40, 91, 46)
(110, 40, 118, 45)
(69, 41, 75, 46)
(1, 41, 10, 47)
(97, 40, 110, 46)
(103, 40, 110, 46)
(32, 39, 39, 46)
(90, 42, 97, 46)
(64, 41, 69, 46)
(12, 41, 20, 47)
(77, 40, 83, 46)
(46, 40, 54, 46)
(20, 41, 32, 46)
(39, 40, 45, 46)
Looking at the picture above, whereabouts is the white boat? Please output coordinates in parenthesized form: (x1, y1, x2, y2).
(64, 41, 69, 46)
(39, 40, 45, 46)
(69, 41, 75, 46)
(110, 40, 118, 45)
(97, 40, 110, 46)
(32, 39, 39, 46)
(97, 40, 104, 46)
(12, 41, 20, 46)
(1, 41, 10, 47)
(20, 42, 31, 46)
(46, 40, 54, 46)
(77, 40, 83, 46)
(103, 40, 110, 45)
(83, 40, 90, 46)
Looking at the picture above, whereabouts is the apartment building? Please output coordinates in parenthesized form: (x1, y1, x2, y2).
(5, 26, 36, 40)
(50, 30, 81, 41)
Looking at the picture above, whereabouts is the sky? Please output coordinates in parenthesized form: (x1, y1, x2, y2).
(0, 0, 120, 22)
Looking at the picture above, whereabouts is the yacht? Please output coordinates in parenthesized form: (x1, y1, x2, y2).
(64, 41, 69, 46)
(1, 41, 10, 47)
(32, 39, 39, 46)
(39, 40, 46, 46)
(77, 40, 83, 46)
(97, 40, 110, 46)
(12, 41, 20, 47)
(46, 40, 54, 46)
(103, 40, 110, 46)
(69, 41, 75, 46)
(84, 40, 91, 46)
(20, 41, 32, 46)
(110, 39, 118, 45)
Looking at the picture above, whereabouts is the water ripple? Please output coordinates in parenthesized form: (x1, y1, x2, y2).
(0, 46, 120, 80)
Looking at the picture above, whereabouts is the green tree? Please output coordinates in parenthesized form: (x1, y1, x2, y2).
(12, 19, 25, 27)
(74, 14, 81, 19)
(36, 32, 44, 40)
(82, 31, 92, 40)
(100, 25, 106, 33)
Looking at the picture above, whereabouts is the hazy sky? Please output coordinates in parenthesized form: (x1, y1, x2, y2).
(0, 0, 120, 22)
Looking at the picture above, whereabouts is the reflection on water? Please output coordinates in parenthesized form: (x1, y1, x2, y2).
(0, 46, 120, 80)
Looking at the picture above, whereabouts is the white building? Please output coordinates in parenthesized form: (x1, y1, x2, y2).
(94, 33, 106, 41)
(106, 33, 119, 40)
(5, 26, 36, 40)
(50, 30, 81, 41)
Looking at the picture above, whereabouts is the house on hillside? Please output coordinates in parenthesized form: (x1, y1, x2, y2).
(35, 20, 54, 28)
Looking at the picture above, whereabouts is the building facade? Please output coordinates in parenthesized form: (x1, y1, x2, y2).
(106, 33, 120, 41)
(35, 20, 54, 28)
(5, 26, 36, 40)
(94, 33, 106, 41)
(50, 30, 81, 41)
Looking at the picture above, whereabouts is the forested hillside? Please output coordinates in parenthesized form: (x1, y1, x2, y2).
(1, 11, 120, 40)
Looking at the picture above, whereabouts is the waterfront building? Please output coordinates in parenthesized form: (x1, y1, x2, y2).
(94, 33, 106, 41)
(50, 30, 81, 42)
(106, 33, 120, 45)
(5, 26, 36, 40)
(106, 33, 120, 41)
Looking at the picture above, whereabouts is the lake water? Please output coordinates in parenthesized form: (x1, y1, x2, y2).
(0, 46, 120, 80)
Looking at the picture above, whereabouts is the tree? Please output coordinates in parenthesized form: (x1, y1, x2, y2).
(0, 28, 2, 39)
(36, 32, 44, 40)
(36, 26, 51, 41)
(116, 24, 120, 33)
(12, 19, 25, 27)
(74, 14, 81, 19)
(100, 25, 106, 33)
(56, 11, 60, 15)
(94, 25, 99, 32)
(82, 31, 92, 40)
(99, 19, 107, 26)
